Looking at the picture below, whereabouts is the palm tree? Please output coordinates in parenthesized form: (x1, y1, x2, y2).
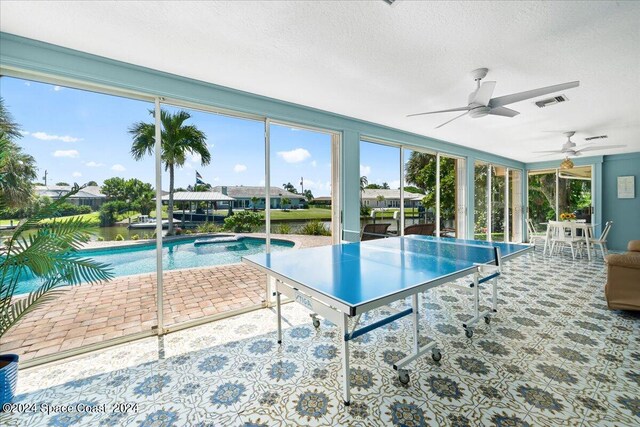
(250, 196, 259, 211)
(0, 98, 37, 210)
(129, 109, 210, 235)
(360, 176, 368, 194)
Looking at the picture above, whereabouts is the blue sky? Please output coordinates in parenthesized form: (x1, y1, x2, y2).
(1, 76, 400, 196)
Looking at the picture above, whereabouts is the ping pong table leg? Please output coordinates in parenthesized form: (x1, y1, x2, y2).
(340, 313, 351, 406)
(276, 290, 282, 344)
(411, 294, 419, 354)
(492, 275, 498, 312)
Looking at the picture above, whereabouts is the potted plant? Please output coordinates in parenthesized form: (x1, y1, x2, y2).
(0, 185, 113, 407)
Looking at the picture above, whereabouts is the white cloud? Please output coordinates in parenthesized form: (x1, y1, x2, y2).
(20, 131, 30, 136)
(72, 171, 82, 178)
(85, 161, 104, 167)
(213, 177, 220, 182)
(31, 131, 82, 143)
(187, 152, 202, 164)
(111, 164, 126, 172)
(389, 180, 401, 190)
(24, 82, 31, 86)
(234, 164, 247, 173)
(311, 160, 317, 167)
(53, 86, 62, 91)
(277, 148, 311, 163)
(360, 165, 371, 176)
(53, 149, 79, 158)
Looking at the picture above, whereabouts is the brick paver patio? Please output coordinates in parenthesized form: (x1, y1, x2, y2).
(0, 234, 331, 363)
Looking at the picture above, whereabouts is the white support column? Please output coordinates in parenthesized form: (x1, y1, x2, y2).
(265, 119, 271, 253)
(456, 158, 467, 239)
(331, 133, 341, 244)
(436, 153, 441, 237)
(400, 148, 405, 236)
(486, 165, 492, 242)
(505, 168, 510, 242)
(154, 97, 164, 335)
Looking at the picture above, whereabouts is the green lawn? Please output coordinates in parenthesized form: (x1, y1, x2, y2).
(39, 212, 101, 226)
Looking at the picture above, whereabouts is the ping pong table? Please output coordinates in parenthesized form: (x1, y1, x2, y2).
(242, 235, 532, 406)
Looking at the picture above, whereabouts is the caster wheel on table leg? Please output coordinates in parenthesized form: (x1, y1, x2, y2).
(344, 400, 350, 407)
(484, 316, 491, 325)
(313, 319, 321, 328)
(431, 350, 442, 362)
(465, 328, 474, 338)
(398, 369, 410, 385)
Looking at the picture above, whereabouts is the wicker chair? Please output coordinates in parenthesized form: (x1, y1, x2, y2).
(361, 223, 391, 241)
(404, 223, 436, 236)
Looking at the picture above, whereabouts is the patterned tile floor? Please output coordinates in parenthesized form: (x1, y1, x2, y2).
(1, 248, 638, 426)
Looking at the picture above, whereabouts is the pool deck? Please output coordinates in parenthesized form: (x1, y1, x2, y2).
(0, 233, 331, 364)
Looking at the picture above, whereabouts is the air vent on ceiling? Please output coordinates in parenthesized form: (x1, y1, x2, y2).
(585, 135, 608, 141)
(383, 0, 397, 4)
(535, 95, 569, 108)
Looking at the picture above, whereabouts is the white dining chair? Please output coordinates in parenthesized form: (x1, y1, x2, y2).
(549, 220, 583, 259)
(591, 221, 613, 259)
(527, 218, 548, 250)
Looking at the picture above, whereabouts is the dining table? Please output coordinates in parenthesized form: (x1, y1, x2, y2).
(540, 221, 598, 260)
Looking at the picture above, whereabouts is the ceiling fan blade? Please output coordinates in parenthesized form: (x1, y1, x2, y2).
(575, 144, 627, 153)
(488, 106, 520, 117)
(435, 111, 469, 129)
(407, 106, 469, 117)
(471, 81, 496, 106)
(489, 81, 580, 107)
(532, 150, 562, 154)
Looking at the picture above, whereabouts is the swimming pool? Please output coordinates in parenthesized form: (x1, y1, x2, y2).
(15, 236, 294, 295)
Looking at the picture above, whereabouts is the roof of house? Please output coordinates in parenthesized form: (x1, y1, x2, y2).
(35, 185, 107, 199)
(160, 191, 235, 202)
(361, 189, 424, 200)
(212, 186, 304, 199)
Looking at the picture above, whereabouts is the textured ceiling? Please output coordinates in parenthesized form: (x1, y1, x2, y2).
(1, 1, 639, 162)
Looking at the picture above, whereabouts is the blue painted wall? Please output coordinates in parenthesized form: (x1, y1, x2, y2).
(601, 153, 640, 251)
(1, 33, 528, 241)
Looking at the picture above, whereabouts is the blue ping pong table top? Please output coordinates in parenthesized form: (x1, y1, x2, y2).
(242, 236, 531, 313)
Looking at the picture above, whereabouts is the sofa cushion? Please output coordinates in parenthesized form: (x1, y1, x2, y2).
(605, 252, 640, 270)
(628, 240, 640, 252)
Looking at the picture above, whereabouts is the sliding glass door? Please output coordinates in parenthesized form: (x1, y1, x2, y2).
(475, 161, 523, 242)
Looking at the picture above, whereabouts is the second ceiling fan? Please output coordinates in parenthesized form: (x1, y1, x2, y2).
(408, 68, 579, 129)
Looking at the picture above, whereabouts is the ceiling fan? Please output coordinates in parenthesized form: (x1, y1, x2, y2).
(533, 131, 626, 157)
(407, 68, 579, 129)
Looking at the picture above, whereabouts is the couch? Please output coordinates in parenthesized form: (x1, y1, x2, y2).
(604, 240, 640, 310)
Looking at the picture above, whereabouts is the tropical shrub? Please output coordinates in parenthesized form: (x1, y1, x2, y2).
(360, 205, 372, 216)
(142, 233, 151, 239)
(131, 234, 139, 240)
(196, 222, 219, 233)
(184, 229, 193, 235)
(300, 220, 330, 236)
(97, 236, 105, 242)
(223, 210, 263, 233)
(174, 228, 183, 235)
(114, 234, 125, 241)
(275, 223, 292, 234)
(99, 201, 129, 226)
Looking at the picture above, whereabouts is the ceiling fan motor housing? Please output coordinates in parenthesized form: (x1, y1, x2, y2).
(469, 106, 491, 118)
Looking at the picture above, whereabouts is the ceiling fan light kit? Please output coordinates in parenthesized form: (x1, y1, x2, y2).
(408, 68, 580, 129)
(560, 157, 575, 170)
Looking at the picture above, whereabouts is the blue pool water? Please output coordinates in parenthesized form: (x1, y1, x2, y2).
(15, 237, 294, 295)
